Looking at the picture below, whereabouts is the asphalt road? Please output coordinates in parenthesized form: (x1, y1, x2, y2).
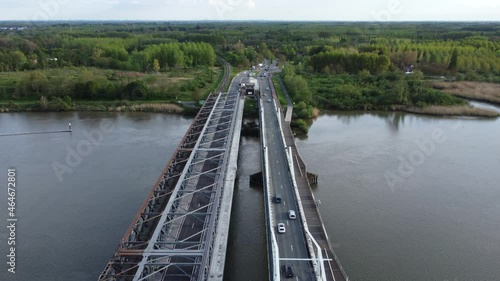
(258, 65, 315, 280)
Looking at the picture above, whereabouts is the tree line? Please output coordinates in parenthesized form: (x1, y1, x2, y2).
(0, 33, 216, 72)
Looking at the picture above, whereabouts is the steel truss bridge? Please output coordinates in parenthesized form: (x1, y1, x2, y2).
(99, 87, 244, 281)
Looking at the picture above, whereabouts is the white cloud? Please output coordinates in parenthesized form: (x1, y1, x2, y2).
(245, 0, 256, 9)
(0, 0, 497, 21)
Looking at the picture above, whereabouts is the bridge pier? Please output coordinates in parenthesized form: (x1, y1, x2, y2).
(250, 172, 264, 187)
(306, 172, 319, 185)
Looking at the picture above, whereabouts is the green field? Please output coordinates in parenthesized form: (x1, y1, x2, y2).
(0, 66, 221, 112)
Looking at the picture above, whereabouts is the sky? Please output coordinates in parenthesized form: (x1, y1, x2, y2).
(1, 0, 499, 21)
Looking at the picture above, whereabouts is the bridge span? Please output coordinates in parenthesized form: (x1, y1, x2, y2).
(257, 69, 349, 281)
(99, 64, 348, 281)
(99, 69, 246, 281)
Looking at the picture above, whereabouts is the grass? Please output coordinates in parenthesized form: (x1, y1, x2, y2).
(0, 99, 185, 113)
(432, 81, 500, 105)
(118, 103, 183, 113)
(272, 76, 287, 107)
(243, 97, 259, 118)
(0, 67, 113, 86)
(0, 66, 221, 101)
(406, 105, 500, 117)
(206, 65, 225, 97)
(0, 64, 228, 113)
(225, 67, 245, 92)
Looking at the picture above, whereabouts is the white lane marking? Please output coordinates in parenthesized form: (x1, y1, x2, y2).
(291, 245, 294, 252)
(198, 203, 201, 208)
(286, 221, 289, 226)
(284, 201, 286, 206)
(279, 258, 334, 261)
(281, 185, 283, 189)
(191, 223, 195, 228)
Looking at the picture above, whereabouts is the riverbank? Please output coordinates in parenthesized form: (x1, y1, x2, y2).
(5, 98, 496, 120)
(405, 105, 500, 117)
(432, 81, 500, 105)
(276, 69, 500, 130)
(0, 100, 193, 114)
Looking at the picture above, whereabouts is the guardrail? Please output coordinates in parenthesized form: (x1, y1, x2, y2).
(276, 107, 288, 150)
(270, 75, 327, 281)
(284, 137, 324, 281)
(259, 98, 280, 281)
(275, 74, 349, 281)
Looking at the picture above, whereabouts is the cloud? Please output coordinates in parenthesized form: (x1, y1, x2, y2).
(0, 0, 498, 21)
(246, 0, 256, 9)
(208, 0, 256, 11)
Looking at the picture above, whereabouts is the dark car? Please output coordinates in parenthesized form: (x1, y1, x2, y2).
(275, 193, 282, 203)
(284, 265, 294, 278)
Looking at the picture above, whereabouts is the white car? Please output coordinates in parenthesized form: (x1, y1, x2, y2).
(277, 223, 286, 233)
(288, 210, 297, 220)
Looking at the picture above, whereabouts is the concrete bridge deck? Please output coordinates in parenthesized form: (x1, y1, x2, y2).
(263, 71, 349, 281)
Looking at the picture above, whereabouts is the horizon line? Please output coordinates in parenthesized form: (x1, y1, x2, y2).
(1, 20, 500, 23)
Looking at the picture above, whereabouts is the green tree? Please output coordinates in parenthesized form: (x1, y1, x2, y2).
(192, 91, 202, 103)
(390, 79, 409, 105)
(124, 81, 148, 100)
(448, 48, 458, 71)
(283, 75, 312, 103)
(131, 51, 150, 72)
(40, 96, 48, 110)
(153, 59, 160, 73)
(28, 71, 49, 95)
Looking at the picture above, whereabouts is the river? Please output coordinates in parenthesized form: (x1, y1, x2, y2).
(0, 112, 193, 281)
(0, 107, 499, 281)
(296, 105, 500, 281)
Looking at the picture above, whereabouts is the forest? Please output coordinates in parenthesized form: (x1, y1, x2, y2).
(0, 21, 499, 116)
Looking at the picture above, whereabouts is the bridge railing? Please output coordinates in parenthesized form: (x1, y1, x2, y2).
(267, 87, 325, 280)
(286, 147, 324, 280)
(259, 98, 280, 281)
(284, 135, 324, 280)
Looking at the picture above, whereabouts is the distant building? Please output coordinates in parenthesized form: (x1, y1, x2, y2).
(404, 65, 415, 74)
(0, 26, 28, 31)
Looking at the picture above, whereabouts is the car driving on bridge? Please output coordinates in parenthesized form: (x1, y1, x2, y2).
(277, 223, 286, 233)
(284, 265, 294, 278)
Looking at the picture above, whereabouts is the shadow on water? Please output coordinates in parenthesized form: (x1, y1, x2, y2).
(224, 137, 268, 281)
